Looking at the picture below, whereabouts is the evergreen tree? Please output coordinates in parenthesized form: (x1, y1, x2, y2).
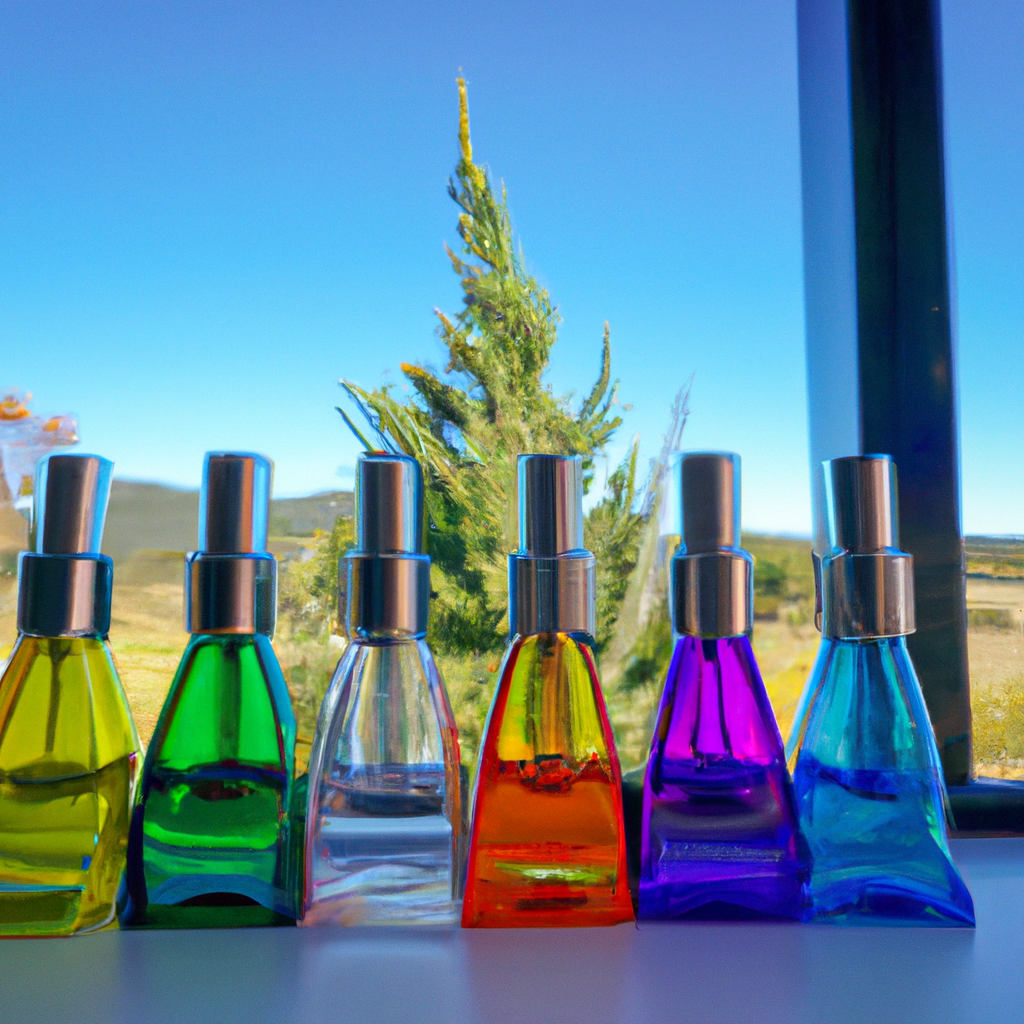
(340, 79, 644, 655)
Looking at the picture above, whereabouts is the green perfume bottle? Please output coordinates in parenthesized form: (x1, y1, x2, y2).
(0, 454, 141, 936)
(120, 452, 298, 927)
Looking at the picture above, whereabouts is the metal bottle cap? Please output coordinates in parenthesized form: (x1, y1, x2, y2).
(186, 452, 277, 636)
(519, 454, 585, 556)
(356, 455, 423, 554)
(18, 454, 114, 638)
(199, 453, 271, 554)
(827, 454, 898, 552)
(344, 453, 430, 639)
(671, 452, 753, 637)
(34, 453, 113, 555)
(508, 454, 595, 637)
(820, 454, 915, 639)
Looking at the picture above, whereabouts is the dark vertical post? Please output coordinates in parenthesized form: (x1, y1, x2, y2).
(797, 0, 971, 785)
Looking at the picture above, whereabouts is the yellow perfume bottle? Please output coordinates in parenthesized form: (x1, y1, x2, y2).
(0, 454, 140, 936)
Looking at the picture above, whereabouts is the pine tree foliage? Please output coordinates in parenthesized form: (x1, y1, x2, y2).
(278, 515, 356, 638)
(339, 79, 643, 654)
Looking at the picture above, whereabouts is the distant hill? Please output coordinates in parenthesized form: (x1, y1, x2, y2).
(102, 480, 353, 563)
(965, 535, 1024, 579)
(270, 491, 354, 536)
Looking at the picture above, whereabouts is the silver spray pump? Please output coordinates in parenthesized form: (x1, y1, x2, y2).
(18, 453, 114, 638)
(343, 453, 430, 639)
(508, 454, 596, 637)
(670, 451, 753, 638)
(820, 454, 914, 640)
(185, 452, 277, 636)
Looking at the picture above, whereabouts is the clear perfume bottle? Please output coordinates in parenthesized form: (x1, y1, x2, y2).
(303, 454, 464, 926)
(462, 454, 633, 928)
(639, 452, 808, 920)
(787, 455, 974, 925)
(121, 453, 298, 928)
(0, 454, 141, 936)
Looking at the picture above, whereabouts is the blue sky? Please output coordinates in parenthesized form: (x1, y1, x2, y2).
(0, 1, 1020, 535)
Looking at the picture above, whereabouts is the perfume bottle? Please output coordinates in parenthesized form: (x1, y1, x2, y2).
(462, 454, 633, 928)
(639, 452, 808, 920)
(787, 455, 974, 925)
(303, 453, 464, 926)
(121, 452, 297, 927)
(0, 454, 141, 936)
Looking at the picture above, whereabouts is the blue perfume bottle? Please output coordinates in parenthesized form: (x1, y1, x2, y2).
(787, 455, 974, 925)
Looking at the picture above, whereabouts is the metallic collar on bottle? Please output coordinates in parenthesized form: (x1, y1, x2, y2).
(508, 551, 596, 637)
(821, 552, 915, 639)
(671, 550, 752, 638)
(345, 553, 430, 639)
(185, 552, 277, 636)
(17, 553, 113, 638)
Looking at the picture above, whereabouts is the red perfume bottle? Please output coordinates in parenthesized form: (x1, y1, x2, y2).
(462, 455, 633, 928)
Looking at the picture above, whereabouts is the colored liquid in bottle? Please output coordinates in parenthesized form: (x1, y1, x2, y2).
(463, 633, 633, 928)
(304, 639, 463, 926)
(0, 636, 140, 936)
(640, 635, 807, 920)
(788, 637, 974, 925)
(122, 633, 296, 927)
(306, 764, 455, 925)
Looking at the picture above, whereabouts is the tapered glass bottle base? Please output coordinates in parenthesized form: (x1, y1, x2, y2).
(303, 640, 465, 928)
(640, 757, 808, 921)
(303, 764, 459, 928)
(794, 758, 974, 926)
(463, 762, 632, 928)
(788, 638, 975, 927)
(0, 636, 140, 937)
(121, 634, 297, 928)
(639, 637, 808, 922)
(0, 754, 137, 937)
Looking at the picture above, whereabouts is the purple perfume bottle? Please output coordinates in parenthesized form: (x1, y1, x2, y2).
(639, 452, 808, 920)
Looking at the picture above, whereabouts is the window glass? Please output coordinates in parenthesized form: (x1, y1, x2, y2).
(942, 0, 1024, 778)
(0, 3, 810, 773)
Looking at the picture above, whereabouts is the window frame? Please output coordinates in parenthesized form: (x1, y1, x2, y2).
(797, 0, 1024, 830)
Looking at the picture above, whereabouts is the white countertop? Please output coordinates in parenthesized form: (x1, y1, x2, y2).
(1, 838, 1022, 1024)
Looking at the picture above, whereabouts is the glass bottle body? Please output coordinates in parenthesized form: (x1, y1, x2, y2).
(121, 633, 297, 928)
(463, 632, 633, 928)
(787, 636, 974, 925)
(0, 635, 140, 936)
(303, 637, 464, 926)
(640, 635, 808, 920)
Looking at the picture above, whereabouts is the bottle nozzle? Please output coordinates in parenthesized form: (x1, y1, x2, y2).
(20, 453, 114, 638)
(34, 454, 113, 555)
(679, 452, 740, 554)
(825, 454, 899, 553)
(518, 454, 584, 556)
(355, 454, 423, 555)
(186, 452, 276, 636)
(199, 453, 272, 554)
(508, 454, 594, 637)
